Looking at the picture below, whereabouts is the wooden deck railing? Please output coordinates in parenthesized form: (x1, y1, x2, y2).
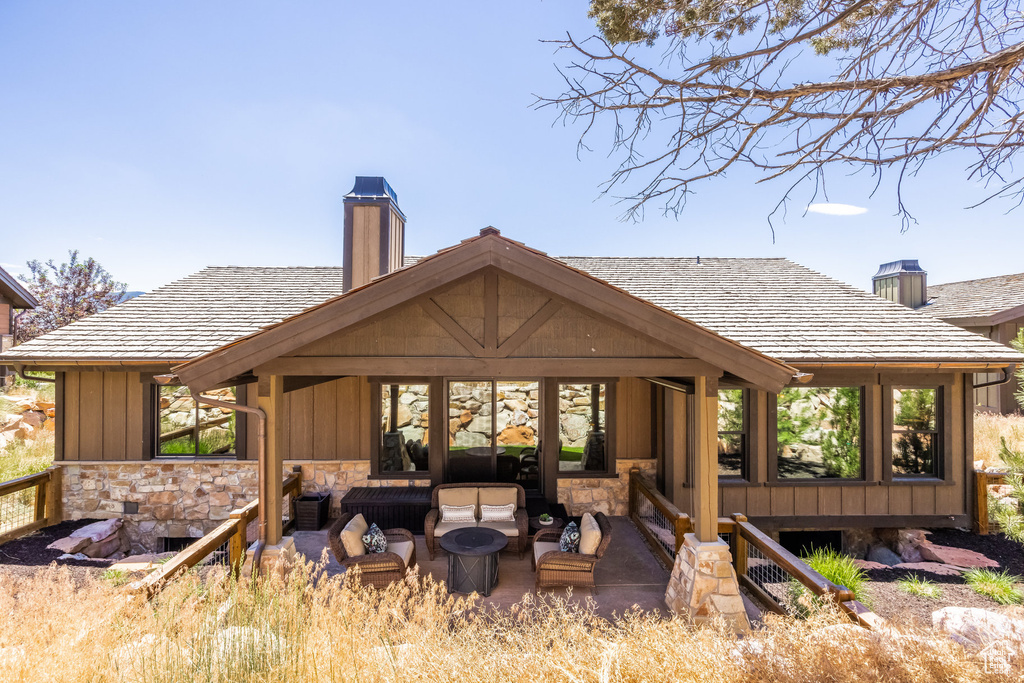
(0, 466, 62, 546)
(628, 469, 690, 567)
(729, 513, 881, 628)
(132, 470, 302, 598)
(974, 469, 1010, 535)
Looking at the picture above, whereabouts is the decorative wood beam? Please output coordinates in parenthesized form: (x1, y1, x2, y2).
(496, 299, 562, 358)
(256, 356, 721, 378)
(419, 298, 485, 356)
(482, 270, 499, 357)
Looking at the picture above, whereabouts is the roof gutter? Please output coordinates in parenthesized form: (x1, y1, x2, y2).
(155, 373, 267, 577)
(14, 364, 55, 384)
(973, 366, 1017, 390)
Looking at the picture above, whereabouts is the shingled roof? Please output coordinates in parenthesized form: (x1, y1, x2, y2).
(2, 255, 1020, 366)
(918, 272, 1024, 322)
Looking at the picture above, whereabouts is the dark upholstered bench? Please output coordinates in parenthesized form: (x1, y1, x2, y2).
(338, 486, 432, 535)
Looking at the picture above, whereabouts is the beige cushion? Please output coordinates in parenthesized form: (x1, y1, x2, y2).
(433, 521, 473, 537)
(480, 503, 516, 522)
(341, 513, 368, 558)
(440, 504, 477, 523)
(477, 521, 519, 538)
(438, 487, 477, 510)
(388, 540, 414, 567)
(533, 541, 561, 565)
(478, 487, 517, 508)
(579, 513, 602, 555)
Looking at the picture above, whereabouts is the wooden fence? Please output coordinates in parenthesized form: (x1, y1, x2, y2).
(132, 470, 302, 598)
(626, 470, 881, 629)
(974, 469, 1010, 535)
(0, 466, 62, 546)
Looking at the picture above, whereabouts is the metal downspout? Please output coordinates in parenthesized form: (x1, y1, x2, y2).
(14, 364, 57, 384)
(187, 389, 268, 577)
(973, 365, 1016, 390)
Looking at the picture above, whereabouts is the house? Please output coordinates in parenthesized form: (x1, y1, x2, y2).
(0, 265, 39, 386)
(2, 177, 1021, 570)
(872, 260, 1023, 414)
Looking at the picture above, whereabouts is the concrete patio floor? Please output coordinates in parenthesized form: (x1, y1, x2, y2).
(291, 516, 673, 620)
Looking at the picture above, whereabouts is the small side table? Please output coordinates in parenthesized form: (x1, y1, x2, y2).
(529, 516, 565, 536)
(439, 527, 508, 596)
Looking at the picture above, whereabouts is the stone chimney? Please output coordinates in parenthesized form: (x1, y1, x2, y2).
(873, 259, 927, 309)
(343, 176, 406, 293)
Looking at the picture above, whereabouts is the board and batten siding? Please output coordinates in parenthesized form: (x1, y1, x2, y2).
(666, 371, 974, 528)
(58, 371, 146, 461)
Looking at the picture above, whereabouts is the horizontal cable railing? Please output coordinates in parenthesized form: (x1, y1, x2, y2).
(628, 469, 690, 567)
(132, 470, 301, 598)
(0, 466, 62, 546)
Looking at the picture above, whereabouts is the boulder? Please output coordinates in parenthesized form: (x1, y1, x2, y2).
(918, 544, 999, 568)
(852, 559, 890, 571)
(109, 552, 178, 574)
(933, 607, 1024, 648)
(899, 545, 924, 563)
(866, 544, 902, 567)
(19, 410, 45, 428)
(46, 536, 91, 554)
(81, 531, 125, 559)
(70, 518, 124, 543)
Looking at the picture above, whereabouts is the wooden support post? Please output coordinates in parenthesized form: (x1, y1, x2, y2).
(46, 466, 63, 525)
(228, 510, 247, 570)
(975, 471, 989, 535)
(258, 375, 285, 546)
(34, 478, 47, 523)
(731, 513, 748, 576)
(691, 375, 719, 543)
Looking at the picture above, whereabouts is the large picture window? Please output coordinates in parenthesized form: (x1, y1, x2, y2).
(380, 384, 430, 473)
(718, 389, 745, 478)
(775, 386, 862, 479)
(158, 385, 239, 457)
(558, 383, 607, 473)
(892, 387, 939, 477)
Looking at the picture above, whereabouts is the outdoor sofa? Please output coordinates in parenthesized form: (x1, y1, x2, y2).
(424, 482, 529, 560)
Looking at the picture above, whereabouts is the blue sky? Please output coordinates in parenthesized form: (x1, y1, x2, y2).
(0, 2, 1020, 294)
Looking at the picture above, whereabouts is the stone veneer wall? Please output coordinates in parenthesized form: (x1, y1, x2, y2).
(61, 460, 429, 552)
(556, 458, 656, 516)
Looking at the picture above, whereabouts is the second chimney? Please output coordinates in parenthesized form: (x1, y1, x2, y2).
(872, 259, 927, 309)
(343, 176, 406, 292)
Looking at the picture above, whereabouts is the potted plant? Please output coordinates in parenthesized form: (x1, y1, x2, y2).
(539, 513, 553, 526)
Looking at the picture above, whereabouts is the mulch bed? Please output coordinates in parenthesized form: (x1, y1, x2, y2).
(861, 528, 1024, 625)
(0, 518, 111, 568)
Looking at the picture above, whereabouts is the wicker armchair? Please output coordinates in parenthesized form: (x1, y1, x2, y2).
(425, 482, 529, 560)
(532, 512, 612, 594)
(327, 512, 417, 589)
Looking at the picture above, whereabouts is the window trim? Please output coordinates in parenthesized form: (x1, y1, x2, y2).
(153, 384, 246, 460)
(883, 384, 947, 482)
(717, 387, 748, 481)
(768, 385, 866, 482)
(370, 379, 435, 479)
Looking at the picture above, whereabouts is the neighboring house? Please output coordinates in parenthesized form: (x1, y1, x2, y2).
(0, 265, 39, 386)
(2, 177, 1021, 558)
(872, 261, 1024, 414)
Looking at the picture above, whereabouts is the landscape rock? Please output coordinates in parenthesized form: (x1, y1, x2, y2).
(70, 518, 123, 543)
(899, 546, 924, 563)
(110, 552, 177, 574)
(918, 544, 999, 568)
(933, 607, 1024, 648)
(893, 562, 962, 576)
(867, 545, 902, 566)
(46, 536, 91, 554)
(81, 531, 126, 559)
(853, 559, 890, 571)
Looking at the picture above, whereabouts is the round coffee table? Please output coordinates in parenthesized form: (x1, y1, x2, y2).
(439, 527, 508, 596)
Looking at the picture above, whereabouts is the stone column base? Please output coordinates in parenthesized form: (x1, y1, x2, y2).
(241, 537, 296, 580)
(665, 533, 750, 633)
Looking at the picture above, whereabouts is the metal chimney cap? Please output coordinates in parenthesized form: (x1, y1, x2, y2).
(873, 259, 925, 280)
(345, 176, 399, 202)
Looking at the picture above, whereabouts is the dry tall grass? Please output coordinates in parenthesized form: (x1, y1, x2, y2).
(974, 412, 1024, 469)
(0, 560, 1015, 683)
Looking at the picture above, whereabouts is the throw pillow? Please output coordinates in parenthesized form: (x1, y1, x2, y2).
(440, 504, 477, 524)
(362, 523, 388, 554)
(480, 503, 516, 523)
(341, 513, 369, 557)
(578, 513, 602, 555)
(559, 521, 581, 552)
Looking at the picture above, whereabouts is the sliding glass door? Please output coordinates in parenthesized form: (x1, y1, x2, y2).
(446, 379, 541, 490)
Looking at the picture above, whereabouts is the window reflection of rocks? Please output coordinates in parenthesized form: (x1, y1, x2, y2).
(559, 383, 606, 472)
(892, 387, 938, 477)
(158, 385, 237, 456)
(381, 384, 430, 472)
(718, 389, 745, 477)
(776, 387, 862, 479)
